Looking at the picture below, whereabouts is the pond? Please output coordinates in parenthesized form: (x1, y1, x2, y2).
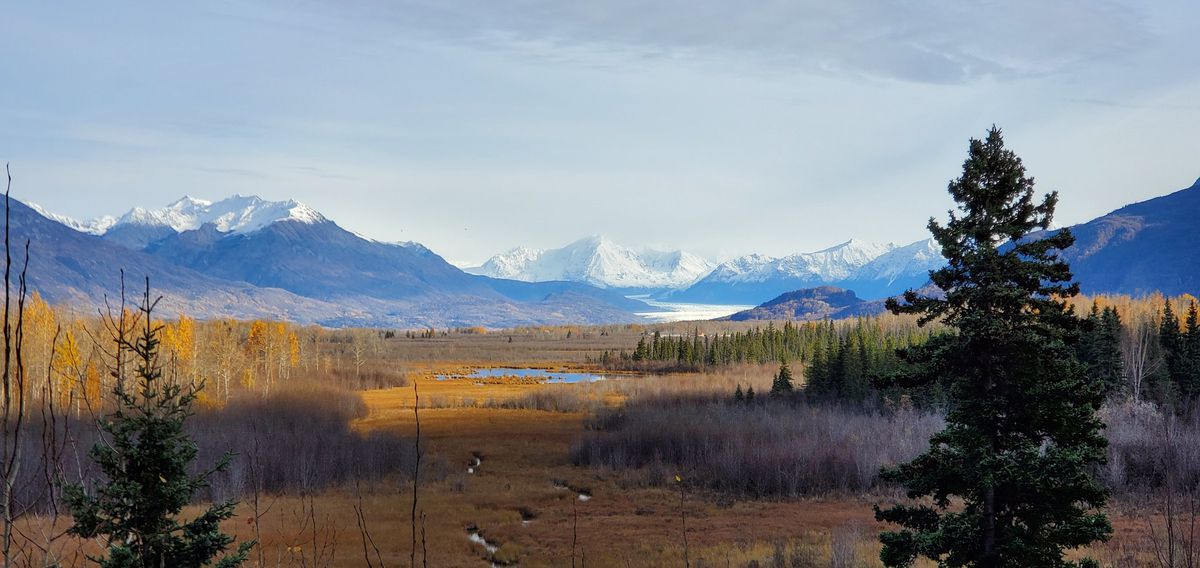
(436, 367, 609, 384)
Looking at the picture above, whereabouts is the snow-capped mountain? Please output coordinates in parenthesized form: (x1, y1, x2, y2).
(468, 235, 716, 290)
(703, 239, 895, 284)
(854, 238, 943, 284)
(672, 238, 945, 304)
(40, 195, 327, 250)
(27, 203, 117, 235)
(117, 195, 325, 234)
(24, 196, 651, 327)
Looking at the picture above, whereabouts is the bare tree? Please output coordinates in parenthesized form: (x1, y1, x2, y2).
(286, 493, 337, 568)
(351, 332, 367, 380)
(1123, 310, 1164, 403)
(410, 380, 422, 568)
(1145, 413, 1200, 568)
(247, 420, 277, 568)
(1, 164, 31, 568)
(353, 481, 386, 568)
(571, 497, 580, 568)
(677, 475, 689, 568)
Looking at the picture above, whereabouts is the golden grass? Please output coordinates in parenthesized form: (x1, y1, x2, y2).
(12, 369, 1168, 567)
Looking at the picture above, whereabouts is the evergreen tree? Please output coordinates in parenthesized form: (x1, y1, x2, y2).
(1079, 303, 1124, 396)
(632, 336, 650, 361)
(1183, 302, 1200, 396)
(64, 284, 254, 568)
(770, 360, 795, 396)
(744, 385, 755, 403)
(805, 334, 831, 396)
(1160, 299, 1187, 397)
(1097, 307, 1124, 394)
(875, 127, 1110, 567)
(733, 384, 745, 403)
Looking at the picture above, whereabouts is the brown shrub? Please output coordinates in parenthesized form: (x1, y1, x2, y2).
(571, 397, 943, 497)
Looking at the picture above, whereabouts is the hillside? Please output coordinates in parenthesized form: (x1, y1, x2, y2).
(1050, 177, 1200, 296)
(724, 286, 886, 321)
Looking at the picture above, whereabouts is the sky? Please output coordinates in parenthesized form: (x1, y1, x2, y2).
(3, 1, 1199, 266)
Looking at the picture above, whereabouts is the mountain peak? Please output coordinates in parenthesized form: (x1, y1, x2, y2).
(676, 237, 942, 303)
(470, 236, 715, 289)
(34, 194, 329, 247)
(26, 202, 117, 235)
(129, 195, 323, 234)
(816, 239, 894, 255)
(167, 195, 213, 209)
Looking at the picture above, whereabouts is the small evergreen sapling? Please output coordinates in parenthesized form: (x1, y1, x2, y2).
(64, 282, 254, 568)
(769, 360, 795, 396)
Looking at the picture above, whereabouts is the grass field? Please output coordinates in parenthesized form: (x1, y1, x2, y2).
(218, 373, 1153, 567)
(14, 333, 1177, 567)
(239, 374, 904, 567)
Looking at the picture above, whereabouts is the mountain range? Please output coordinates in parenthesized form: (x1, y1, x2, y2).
(667, 238, 945, 305)
(723, 177, 1200, 319)
(17, 196, 649, 327)
(21, 175, 1200, 326)
(466, 235, 715, 291)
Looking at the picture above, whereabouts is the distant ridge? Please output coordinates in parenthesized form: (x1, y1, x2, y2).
(724, 286, 886, 321)
(1046, 177, 1200, 296)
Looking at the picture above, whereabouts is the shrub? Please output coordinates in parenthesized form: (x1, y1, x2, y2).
(572, 397, 943, 497)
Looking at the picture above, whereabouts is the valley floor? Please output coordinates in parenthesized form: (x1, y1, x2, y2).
(216, 374, 1149, 568)
(240, 377, 897, 567)
(14, 348, 1161, 564)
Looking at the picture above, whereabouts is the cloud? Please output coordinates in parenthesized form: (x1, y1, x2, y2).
(329, 0, 1152, 84)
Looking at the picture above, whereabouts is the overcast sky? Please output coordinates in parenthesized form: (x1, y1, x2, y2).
(4, 1, 1199, 265)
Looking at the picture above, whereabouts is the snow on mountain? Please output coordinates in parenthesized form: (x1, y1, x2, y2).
(26, 203, 117, 235)
(32, 195, 329, 250)
(854, 238, 943, 284)
(673, 238, 945, 304)
(35, 195, 325, 237)
(468, 235, 716, 290)
(114, 195, 325, 234)
(704, 239, 897, 284)
(475, 246, 544, 280)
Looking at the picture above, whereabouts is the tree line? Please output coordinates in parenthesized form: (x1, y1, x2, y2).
(602, 315, 937, 370)
(618, 293, 1200, 411)
(15, 293, 412, 413)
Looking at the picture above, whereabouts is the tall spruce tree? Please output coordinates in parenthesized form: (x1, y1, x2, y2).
(875, 127, 1110, 567)
(1183, 302, 1200, 396)
(1079, 303, 1123, 396)
(1160, 299, 1187, 400)
(64, 283, 253, 568)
